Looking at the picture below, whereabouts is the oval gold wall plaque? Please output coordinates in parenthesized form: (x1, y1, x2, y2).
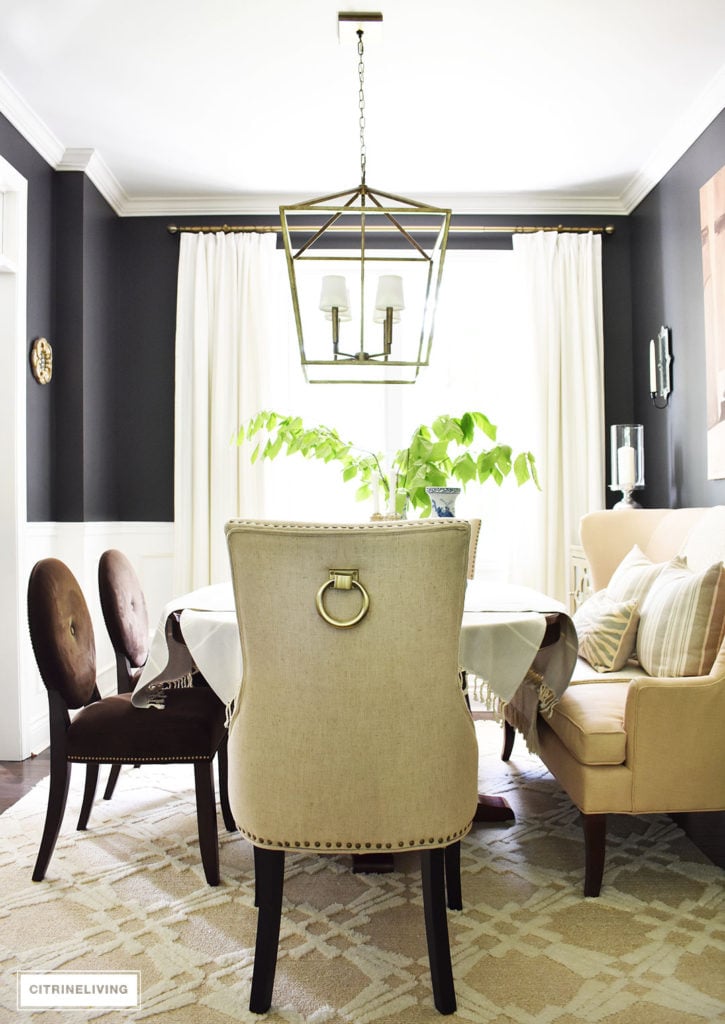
(30, 337, 53, 384)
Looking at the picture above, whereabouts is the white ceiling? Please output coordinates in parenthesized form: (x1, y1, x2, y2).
(1, 0, 725, 216)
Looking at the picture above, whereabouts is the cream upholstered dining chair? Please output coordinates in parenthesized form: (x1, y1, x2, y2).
(28, 557, 230, 886)
(466, 517, 481, 580)
(225, 519, 479, 1016)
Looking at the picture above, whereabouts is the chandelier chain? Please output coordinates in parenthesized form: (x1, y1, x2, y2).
(357, 30, 366, 185)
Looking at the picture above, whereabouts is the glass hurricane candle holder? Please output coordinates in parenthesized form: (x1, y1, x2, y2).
(609, 424, 644, 508)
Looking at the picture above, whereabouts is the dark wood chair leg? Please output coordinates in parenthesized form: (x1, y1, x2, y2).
(421, 848, 456, 1015)
(193, 761, 220, 886)
(502, 720, 516, 761)
(216, 735, 237, 833)
(77, 763, 99, 830)
(250, 847, 285, 1015)
(582, 813, 606, 897)
(462, 670, 471, 713)
(103, 763, 122, 801)
(32, 757, 71, 882)
(444, 841, 462, 911)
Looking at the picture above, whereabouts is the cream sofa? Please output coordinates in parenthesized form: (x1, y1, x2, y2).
(523, 506, 725, 896)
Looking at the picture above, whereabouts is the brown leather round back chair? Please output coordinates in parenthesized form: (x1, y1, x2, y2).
(27, 556, 233, 886)
(98, 549, 149, 691)
(28, 558, 97, 708)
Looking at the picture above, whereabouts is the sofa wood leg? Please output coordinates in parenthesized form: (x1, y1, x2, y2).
(582, 813, 606, 897)
(502, 721, 515, 761)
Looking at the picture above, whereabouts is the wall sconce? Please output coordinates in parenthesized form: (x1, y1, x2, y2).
(610, 423, 644, 508)
(649, 325, 672, 407)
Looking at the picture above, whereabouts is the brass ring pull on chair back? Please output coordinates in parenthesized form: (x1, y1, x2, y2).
(315, 569, 370, 629)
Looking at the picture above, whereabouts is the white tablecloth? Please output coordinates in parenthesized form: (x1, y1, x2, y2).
(133, 580, 578, 747)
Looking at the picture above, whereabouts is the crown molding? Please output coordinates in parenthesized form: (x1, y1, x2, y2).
(119, 190, 629, 218)
(408, 192, 629, 216)
(2, 61, 722, 220)
(620, 65, 725, 214)
(0, 72, 128, 214)
(0, 70, 64, 167)
(119, 193, 303, 217)
(56, 148, 127, 214)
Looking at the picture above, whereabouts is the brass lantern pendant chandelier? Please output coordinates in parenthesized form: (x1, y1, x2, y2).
(279, 12, 451, 384)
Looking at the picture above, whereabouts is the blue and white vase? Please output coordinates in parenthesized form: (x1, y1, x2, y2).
(425, 486, 461, 518)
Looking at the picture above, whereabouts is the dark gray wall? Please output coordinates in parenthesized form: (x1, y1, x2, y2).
(631, 108, 725, 508)
(53, 172, 85, 519)
(114, 218, 187, 521)
(81, 176, 120, 520)
(1, 114, 123, 520)
(43, 170, 121, 521)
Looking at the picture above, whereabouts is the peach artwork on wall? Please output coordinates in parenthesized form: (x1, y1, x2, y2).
(700, 162, 725, 479)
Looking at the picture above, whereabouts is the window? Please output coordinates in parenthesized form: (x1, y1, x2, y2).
(251, 248, 538, 581)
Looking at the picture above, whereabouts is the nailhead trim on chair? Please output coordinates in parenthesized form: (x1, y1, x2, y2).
(226, 519, 466, 533)
(237, 822, 472, 850)
(68, 754, 214, 763)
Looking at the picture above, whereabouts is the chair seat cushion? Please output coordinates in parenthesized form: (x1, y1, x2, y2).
(67, 688, 227, 763)
(546, 682, 629, 766)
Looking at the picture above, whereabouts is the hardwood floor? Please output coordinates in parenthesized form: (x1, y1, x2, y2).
(0, 749, 50, 813)
(0, 751, 722, 870)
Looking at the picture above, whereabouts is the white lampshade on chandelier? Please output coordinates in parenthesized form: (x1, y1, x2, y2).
(279, 12, 451, 384)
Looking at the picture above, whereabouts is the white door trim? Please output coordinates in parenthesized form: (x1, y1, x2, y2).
(0, 155, 29, 759)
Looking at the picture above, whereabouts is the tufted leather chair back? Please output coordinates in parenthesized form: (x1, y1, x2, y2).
(27, 558, 97, 709)
(98, 549, 149, 672)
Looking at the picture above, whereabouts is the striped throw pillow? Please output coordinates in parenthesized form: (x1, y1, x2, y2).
(574, 592, 640, 672)
(606, 545, 687, 605)
(637, 561, 725, 677)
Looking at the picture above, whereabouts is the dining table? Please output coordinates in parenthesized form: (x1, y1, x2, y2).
(132, 577, 578, 833)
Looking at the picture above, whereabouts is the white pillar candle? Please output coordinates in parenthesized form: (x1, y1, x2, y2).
(374, 275, 405, 311)
(617, 445, 636, 489)
(649, 339, 657, 393)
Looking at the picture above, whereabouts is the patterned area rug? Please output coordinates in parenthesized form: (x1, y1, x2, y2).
(1, 722, 723, 1024)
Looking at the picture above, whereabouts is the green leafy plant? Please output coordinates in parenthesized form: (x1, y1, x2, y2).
(236, 410, 539, 516)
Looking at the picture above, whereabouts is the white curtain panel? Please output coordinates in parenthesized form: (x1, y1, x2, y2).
(512, 232, 605, 602)
(174, 231, 278, 592)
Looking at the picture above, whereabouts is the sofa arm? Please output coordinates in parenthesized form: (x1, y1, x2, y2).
(623, 673, 725, 812)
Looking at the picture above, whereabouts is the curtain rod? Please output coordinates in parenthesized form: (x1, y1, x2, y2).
(166, 223, 615, 236)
